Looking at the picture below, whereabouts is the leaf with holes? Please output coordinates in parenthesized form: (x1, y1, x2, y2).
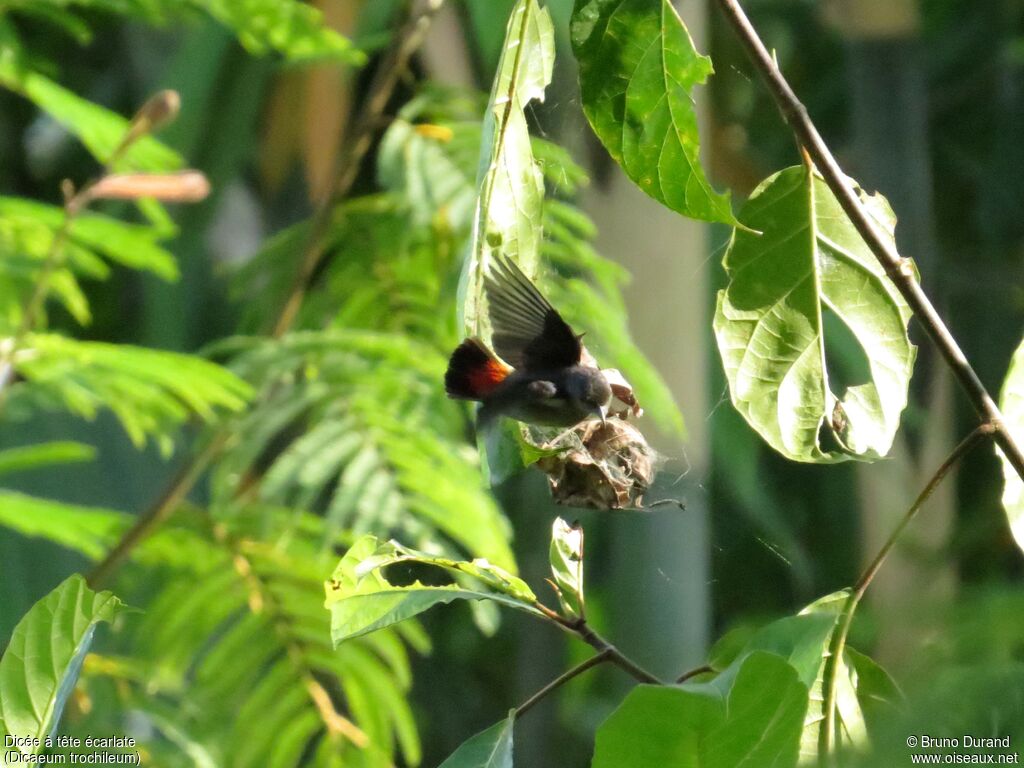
(457, 0, 553, 339)
(0, 575, 123, 753)
(571, 0, 738, 225)
(549, 518, 584, 618)
(714, 165, 916, 463)
(326, 537, 541, 645)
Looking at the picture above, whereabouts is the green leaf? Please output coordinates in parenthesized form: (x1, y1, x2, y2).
(714, 165, 916, 463)
(716, 590, 896, 763)
(844, 646, 903, 731)
(0, 491, 129, 561)
(549, 517, 584, 618)
(0, 197, 179, 281)
(998, 337, 1024, 553)
(197, 0, 365, 65)
(571, 0, 738, 225)
(438, 711, 515, 768)
(457, 0, 554, 338)
(0, 575, 123, 753)
(0, 441, 94, 476)
(592, 652, 808, 768)
(326, 536, 541, 645)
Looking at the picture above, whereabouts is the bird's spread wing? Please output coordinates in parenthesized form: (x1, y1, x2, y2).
(484, 253, 581, 371)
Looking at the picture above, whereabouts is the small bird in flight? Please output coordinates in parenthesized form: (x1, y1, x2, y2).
(445, 254, 612, 429)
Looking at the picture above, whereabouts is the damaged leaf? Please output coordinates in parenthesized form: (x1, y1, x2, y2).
(714, 165, 916, 463)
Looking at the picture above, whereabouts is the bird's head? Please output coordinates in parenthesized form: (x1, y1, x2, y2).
(567, 367, 612, 424)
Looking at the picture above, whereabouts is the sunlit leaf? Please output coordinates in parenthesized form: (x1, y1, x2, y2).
(998, 337, 1024, 554)
(326, 536, 541, 645)
(713, 590, 898, 763)
(571, 0, 738, 225)
(457, 0, 554, 338)
(0, 575, 123, 753)
(0, 197, 179, 280)
(10, 334, 251, 454)
(0, 442, 95, 476)
(714, 165, 916, 463)
(548, 518, 584, 618)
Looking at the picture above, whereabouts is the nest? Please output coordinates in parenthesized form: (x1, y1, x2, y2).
(535, 418, 658, 510)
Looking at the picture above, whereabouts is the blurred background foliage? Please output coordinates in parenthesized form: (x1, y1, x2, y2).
(0, 0, 1023, 766)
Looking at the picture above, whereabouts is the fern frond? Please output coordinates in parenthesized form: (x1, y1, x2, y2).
(8, 334, 252, 453)
(0, 494, 421, 767)
(3, 0, 362, 64)
(212, 330, 513, 567)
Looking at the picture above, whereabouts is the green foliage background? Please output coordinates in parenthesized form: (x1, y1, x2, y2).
(0, 0, 1023, 766)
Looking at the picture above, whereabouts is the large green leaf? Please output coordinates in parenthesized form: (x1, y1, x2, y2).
(714, 165, 916, 463)
(326, 537, 542, 645)
(998, 337, 1024, 554)
(0, 575, 123, 754)
(709, 590, 898, 764)
(571, 0, 737, 225)
(438, 712, 515, 768)
(457, 0, 554, 338)
(592, 652, 808, 768)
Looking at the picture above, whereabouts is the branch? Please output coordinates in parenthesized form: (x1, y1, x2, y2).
(817, 423, 992, 762)
(854, 423, 994, 598)
(515, 649, 612, 717)
(87, 2, 445, 589)
(675, 664, 714, 684)
(714, 0, 1024, 483)
(534, 603, 663, 685)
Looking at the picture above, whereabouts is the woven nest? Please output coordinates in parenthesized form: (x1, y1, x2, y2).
(536, 418, 658, 510)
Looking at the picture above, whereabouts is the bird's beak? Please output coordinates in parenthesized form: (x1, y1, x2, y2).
(592, 404, 608, 425)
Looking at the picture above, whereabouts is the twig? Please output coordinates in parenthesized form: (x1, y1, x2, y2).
(714, 0, 1024, 483)
(854, 423, 994, 598)
(816, 423, 993, 762)
(515, 650, 612, 717)
(533, 603, 663, 685)
(87, 434, 226, 588)
(675, 664, 714, 684)
(87, 1, 445, 588)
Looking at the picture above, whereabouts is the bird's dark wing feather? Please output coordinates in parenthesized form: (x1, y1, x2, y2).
(484, 253, 581, 370)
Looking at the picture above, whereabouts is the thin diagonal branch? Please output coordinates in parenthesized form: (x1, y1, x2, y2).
(817, 424, 993, 762)
(516, 650, 612, 717)
(714, 0, 1024, 483)
(533, 602, 663, 685)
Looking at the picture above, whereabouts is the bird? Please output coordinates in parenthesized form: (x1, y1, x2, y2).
(445, 254, 612, 429)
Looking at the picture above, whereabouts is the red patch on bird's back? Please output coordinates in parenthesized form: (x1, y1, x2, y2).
(468, 358, 509, 396)
(445, 338, 511, 400)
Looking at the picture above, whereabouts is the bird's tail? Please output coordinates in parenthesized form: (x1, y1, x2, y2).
(445, 338, 511, 400)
